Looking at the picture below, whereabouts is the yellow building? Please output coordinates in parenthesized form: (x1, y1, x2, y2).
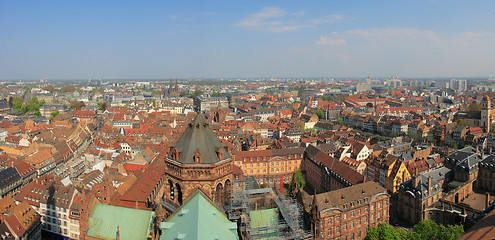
(233, 147, 304, 185)
(385, 160, 411, 193)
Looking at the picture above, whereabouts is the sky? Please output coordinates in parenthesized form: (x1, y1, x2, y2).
(1, 0, 495, 80)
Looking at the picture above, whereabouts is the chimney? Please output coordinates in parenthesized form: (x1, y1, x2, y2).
(414, 175, 420, 188)
(428, 176, 432, 194)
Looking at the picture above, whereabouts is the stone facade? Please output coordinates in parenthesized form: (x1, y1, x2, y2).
(162, 114, 233, 208)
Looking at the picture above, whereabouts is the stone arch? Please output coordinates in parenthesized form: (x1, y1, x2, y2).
(175, 183, 183, 205)
(168, 179, 174, 200)
(224, 179, 231, 205)
(215, 183, 224, 205)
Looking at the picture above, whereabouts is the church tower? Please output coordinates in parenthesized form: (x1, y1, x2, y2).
(481, 95, 491, 133)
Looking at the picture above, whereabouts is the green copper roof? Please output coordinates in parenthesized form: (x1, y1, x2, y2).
(160, 189, 238, 240)
(249, 208, 280, 239)
(169, 113, 231, 164)
(87, 203, 155, 240)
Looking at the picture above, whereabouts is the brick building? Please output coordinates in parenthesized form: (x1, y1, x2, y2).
(301, 181, 390, 240)
(302, 145, 364, 193)
(163, 114, 233, 210)
(233, 147, 304, 185)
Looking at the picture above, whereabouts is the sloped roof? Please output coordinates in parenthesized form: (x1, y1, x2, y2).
(87, 203, 155, 240)
(161, 189, 238, 240)
(168, 114, 230, 164)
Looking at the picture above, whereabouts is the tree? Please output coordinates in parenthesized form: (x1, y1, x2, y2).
(34, 111, 41, 116)
(12, 97, 24, 113)
(50, 111, 59, 120)
(61, 85, 77, 93)
(288, 170, 306, 197)
(42, 85, 56, 93)
(365, 223, 402, 240)
(366, 220, 463, 240)
(314, 110, 324, 120)
(70, 100, 85, 110)
(337, 118, 344, 125)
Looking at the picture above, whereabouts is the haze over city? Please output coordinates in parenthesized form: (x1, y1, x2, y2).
(1, 0, 495, 80)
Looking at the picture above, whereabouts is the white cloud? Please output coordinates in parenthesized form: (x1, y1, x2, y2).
(312, 27, 495, 77)
(292, 10, 306, 16)
(236, 7, 343, 32)
(316, 36, 347, 46)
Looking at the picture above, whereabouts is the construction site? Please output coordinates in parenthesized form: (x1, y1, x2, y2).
(228, 176, 313, 240)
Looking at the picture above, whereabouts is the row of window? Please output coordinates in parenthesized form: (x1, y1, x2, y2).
(243, 166, 298, 174)
(328, 204, 387, 224)
(238, 160, 300, 167)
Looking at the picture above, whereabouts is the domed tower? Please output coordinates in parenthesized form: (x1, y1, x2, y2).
(163, 113, 232, 207)
(481, 95, 491, 133)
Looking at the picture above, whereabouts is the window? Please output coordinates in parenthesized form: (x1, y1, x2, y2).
(365, 207, 368, 212)
(343, 223, 347, 230)
(271, 163, 274, 166)
(351, 211, 354, 217)
(384, 209, 387, 216)
(264, 163, 266, 166)
(351, 221, 354, 228)
(257, 170, 259, 173)
(328, 218, 332, 224)
(271, 169, 274, 172)
(358, 209, 361, 215)
(378, 212, 381, 218)
(336, 216, 340, 222)
(250, 164, 253, 167)
(337, 226, 340, 234)
(371, 204, 374, 211)
(344, 213, 347, 219)
(264, 169, 266, 173)
(244, 170, 247, 174)
(328, 229, 332, 236)
(250, 170, 253, 174)
(371, 214, 374, 221)
(257, 163, 259, 167)
(384, 200, 387, 205)
(289, 167, 292, 171)
(378, 202, 381, 209)
(358, 218, 361, 226)
(365, 216, 368, 223)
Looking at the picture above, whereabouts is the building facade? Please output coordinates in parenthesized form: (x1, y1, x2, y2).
(302, 181, 390, 240)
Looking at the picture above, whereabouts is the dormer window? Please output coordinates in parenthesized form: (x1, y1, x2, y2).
(217, 148, 224, 160)
(194, 150, 201, 164)
(173, 148, 179, 161)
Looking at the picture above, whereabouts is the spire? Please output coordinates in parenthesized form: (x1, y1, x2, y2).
(116, 226, 120, 240)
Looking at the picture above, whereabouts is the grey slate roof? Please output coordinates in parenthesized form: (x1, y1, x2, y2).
(446, 147, 483, 173)
(169, 113, 231, 164)
(0, 167, 21, 190)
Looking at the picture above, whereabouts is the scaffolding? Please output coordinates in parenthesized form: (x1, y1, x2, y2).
(228, 176, 312, 239)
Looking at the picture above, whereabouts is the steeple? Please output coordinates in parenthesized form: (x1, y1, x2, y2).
(168, 113, 231, 164)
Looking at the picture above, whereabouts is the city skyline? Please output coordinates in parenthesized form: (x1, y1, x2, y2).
(1, 0, 495, 80)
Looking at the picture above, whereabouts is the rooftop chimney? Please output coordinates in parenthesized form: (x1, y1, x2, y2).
(414, 175, 420, 188)
(428, 176, 432, 195)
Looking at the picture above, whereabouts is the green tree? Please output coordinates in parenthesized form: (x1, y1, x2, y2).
(50, 111, 59, 120)
(391, 131, 398, 138)
(365, 223, 402, 240)
(314, 110, 324, 119)
(12, 97, 23, 113)
(337, 118, 344, 125)
(34, 111, 41, 116)
(288, 170, 306, 197)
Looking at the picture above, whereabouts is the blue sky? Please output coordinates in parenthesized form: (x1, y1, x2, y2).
(1, 1, 495, 80)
